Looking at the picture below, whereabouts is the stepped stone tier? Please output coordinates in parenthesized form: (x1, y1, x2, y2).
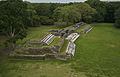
(66, 33, 80, 42)
(16, 45, 60, 55)
(41, 34, 56, 45)
(83, 26, 93, 33)
(66, 42, 76, 56)
(28, 42, 43, 46)
(73, 22, 86, 29)
(29, 39, 41, 42)
(65, 33, 79, 57)
(49, 30, 58, 32)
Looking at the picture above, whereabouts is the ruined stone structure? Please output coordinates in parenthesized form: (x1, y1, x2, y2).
(11, 22, 93, 60)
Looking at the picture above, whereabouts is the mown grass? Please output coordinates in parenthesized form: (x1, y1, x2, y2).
(0, 23, 120, 77)
(71, 23, 120, 77)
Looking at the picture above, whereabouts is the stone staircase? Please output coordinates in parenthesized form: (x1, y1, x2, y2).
(66, 41, 76, 56)
(41, 34, 56, 45)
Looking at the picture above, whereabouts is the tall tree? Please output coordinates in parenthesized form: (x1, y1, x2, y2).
(24, 1, 40, 26)
(86, 0, 107, 22)
(114, 8, 120, 28)
(35, 3, 51, 17)
(0, 0, 29, 49)
(53, 2, 97, 24)
(72, 3, 97, 23)
(104, 2, 115, 23)
(53, 5, 81, 25)
(106, 2, 120, 23)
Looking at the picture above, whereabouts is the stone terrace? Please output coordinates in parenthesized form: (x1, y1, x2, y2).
(11, 22, 93, 60)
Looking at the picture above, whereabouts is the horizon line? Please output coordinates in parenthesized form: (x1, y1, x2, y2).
(24, 1, 120, 3)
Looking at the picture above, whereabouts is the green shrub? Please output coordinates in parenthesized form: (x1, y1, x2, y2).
(32, 15, 41, 26)
(115, 8, 120, 28)
(55, 22, 73, 28)
(115, 20, 120, 28)
(55, 22, 67, 28)
(40, 16, 54, 25)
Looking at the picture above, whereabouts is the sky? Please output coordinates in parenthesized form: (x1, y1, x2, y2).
(23, 0, 120, 3)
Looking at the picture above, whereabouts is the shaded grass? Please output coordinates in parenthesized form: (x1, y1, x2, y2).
(0, 33, 8, 50)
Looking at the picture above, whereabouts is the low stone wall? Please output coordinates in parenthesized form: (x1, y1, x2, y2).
(10, 55, 45, 60)
(55, 55, 71, 60)
(73, 22, 86, 29)
(16, 47, 56, 55)
(28, 42, 43, 46)
(10, 54, 71, 61)
(46, 54, 56, 59)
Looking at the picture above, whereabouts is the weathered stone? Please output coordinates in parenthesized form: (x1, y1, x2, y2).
(10, 55, 45, 60)
(66, 41, 76, 56)
(52, 45, 60, 53)
(54, 32, 60, 36)
(41, 34, 56, 45)
(83, 26, 92, 33)
(73, 22, 86, 29)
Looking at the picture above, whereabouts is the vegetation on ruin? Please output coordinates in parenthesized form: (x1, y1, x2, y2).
(60, 40, 69, 55)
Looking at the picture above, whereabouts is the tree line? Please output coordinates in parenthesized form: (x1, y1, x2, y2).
(0, 0, 120, 49)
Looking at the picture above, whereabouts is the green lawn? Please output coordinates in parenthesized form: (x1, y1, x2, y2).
(0, 23, 120, 77)
(72, 23, 120, 77)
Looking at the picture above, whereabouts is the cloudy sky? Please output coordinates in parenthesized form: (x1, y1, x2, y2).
(23, 0, 120, 3)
